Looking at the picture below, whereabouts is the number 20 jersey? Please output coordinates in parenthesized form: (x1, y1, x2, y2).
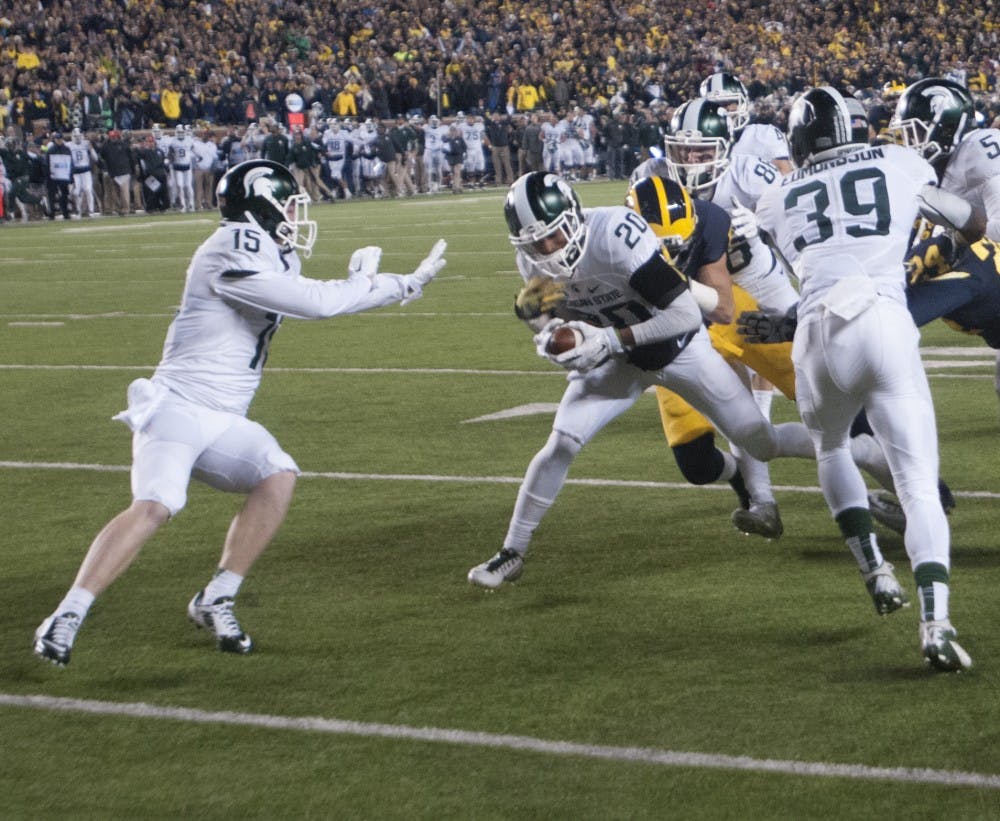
(516, 206, 690, 369)
(755, 143, 936, 316)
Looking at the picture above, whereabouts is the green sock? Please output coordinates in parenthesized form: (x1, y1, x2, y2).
(836, 507, 883, 573)
(914, 562, 950, 621)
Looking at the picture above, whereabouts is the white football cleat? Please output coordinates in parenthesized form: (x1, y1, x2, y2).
(468, 549, 524, 589)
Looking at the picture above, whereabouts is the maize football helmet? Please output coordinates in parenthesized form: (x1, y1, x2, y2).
(216, 160, 317, 258)
(887, 78, 974, 163)
(504, 172, 587, 279)
(625, 175, 697, 265)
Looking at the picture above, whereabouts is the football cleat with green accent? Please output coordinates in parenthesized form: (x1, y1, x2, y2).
(862, 561, 909, 615)
(920, 619, 972, 672)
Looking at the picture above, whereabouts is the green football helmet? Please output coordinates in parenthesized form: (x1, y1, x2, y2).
(663, 99, 732, 199)
(787, 86, 869, 168)
(504, 172, 587, 278)
(888, 78, 974, 163)
(700, 72, 751, 132)
(217, 159, 317, 257)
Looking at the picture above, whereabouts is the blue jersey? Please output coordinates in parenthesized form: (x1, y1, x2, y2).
(906, 237, 1000, 348)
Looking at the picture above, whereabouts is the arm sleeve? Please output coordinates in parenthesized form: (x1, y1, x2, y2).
(213, 269, 406, 319)
(628, 288, 702, 346)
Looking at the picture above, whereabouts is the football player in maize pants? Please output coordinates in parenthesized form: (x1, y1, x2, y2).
(657, 283, 795, 532)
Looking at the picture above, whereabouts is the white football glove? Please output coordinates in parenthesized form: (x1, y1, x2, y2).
(729, 201, 759, 242)
(399, 238, 448, 305)
(347, 246, 382, 285)
(553, 321, 624, 372)
(533, 317, 567, 360)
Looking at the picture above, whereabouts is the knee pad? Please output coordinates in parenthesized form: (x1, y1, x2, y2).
(672, 433, 725, 485)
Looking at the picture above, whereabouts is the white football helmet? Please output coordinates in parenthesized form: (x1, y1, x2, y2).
(71, 127, 83, 144)
(175, 124, 185, 138)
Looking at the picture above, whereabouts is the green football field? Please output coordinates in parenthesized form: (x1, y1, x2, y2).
(1, 182, 998, 819)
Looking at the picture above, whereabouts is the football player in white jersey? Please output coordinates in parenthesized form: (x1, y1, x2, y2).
(321, 118, 353, 200)
(421, 115, 448, 193)
(169, 124, 196, 212)
(755, 87, 982, 671)
(69, 127, 100, 217)
(459, 112, 486, 187)
(888, 77, 1000, 417)
(540, 111, 561, 174)
(557, 111, 584, 179)
(700, 72, 792, 172)
(572, 104, 597, 179)
(32, 159, 447, 667)
(467, 172, 815, 589)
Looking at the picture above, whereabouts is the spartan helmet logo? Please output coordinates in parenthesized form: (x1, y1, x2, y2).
(243, 167, 277, 200)
(922, 86, 954, 124)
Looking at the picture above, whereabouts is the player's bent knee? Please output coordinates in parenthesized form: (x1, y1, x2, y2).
(673, 433, 725, 485)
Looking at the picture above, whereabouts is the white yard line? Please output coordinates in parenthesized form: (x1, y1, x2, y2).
(0, 693, 996, 789)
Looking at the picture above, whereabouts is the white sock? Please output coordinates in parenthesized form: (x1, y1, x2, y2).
(203, 569, 244, 602)
(57, 586, 96, 619)
(752, 389, 774, 418)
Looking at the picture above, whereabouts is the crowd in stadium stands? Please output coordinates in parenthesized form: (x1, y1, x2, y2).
(1, 0, 999, 220)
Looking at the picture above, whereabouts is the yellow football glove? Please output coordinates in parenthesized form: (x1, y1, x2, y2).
(514, 275, 566, 323)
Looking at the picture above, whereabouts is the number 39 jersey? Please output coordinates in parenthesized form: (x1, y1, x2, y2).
(755, 143, 936, 316)
(516, 206, 691, 369)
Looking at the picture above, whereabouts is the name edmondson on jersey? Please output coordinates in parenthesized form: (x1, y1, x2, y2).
(782, 146, 886, 183)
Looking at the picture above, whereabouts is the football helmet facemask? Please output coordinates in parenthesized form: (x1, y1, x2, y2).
(505, 172, 587, 279)
(699, 72, 751, 132)
(664, 98, 732, 199)
(788, 86, 869, 168)
(71, 127, 83, 144)
(625, 175, 697, 266)
(887, 78, 974, 163)
(216, 160, 317, 258)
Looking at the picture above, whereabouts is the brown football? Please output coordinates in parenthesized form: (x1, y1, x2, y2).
(546, 325, 583, 355)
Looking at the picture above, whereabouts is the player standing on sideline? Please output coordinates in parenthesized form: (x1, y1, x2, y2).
(467, 172, 816, 590)
(169, 124, 196, 213)
(33, 159, 447, 667)
(753, 87, 982, 671)
(69, 127, 100, 217)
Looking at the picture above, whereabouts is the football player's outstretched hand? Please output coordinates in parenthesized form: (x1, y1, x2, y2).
(348, 246, 383, 283)
(400, 239, 448, 305)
